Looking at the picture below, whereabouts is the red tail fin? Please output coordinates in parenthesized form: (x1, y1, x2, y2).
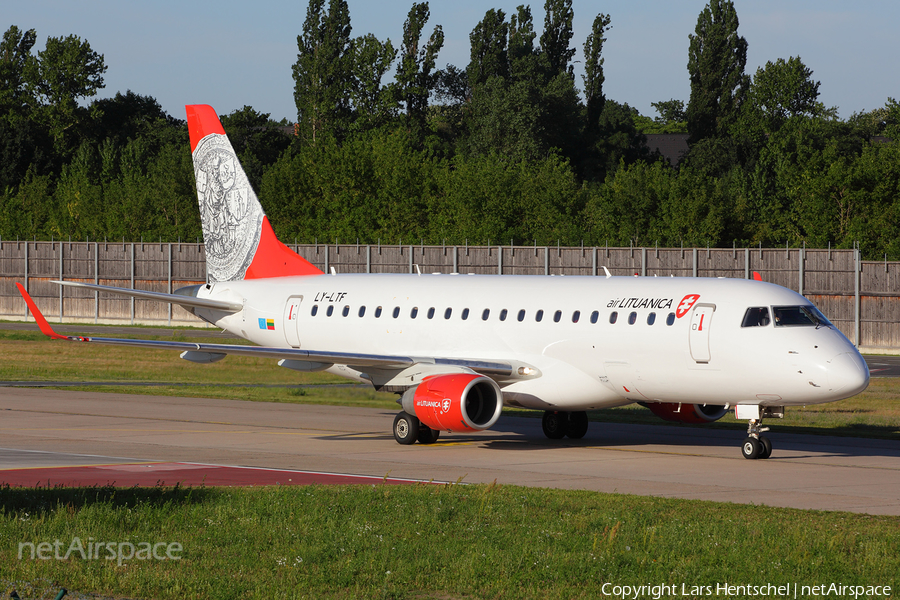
(185, 104, 322, 281)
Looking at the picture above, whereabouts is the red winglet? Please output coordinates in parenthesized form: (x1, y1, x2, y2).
(16, 283, 68, 340)
(752, 271, 763, 281)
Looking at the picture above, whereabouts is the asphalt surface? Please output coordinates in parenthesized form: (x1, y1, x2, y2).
(864, 355, 900, 377)
(1, 388, 898, 515)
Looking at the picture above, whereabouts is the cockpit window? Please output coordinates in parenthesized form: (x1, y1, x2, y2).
(773, 305, 832, 328)
(741, 307, 770, 327)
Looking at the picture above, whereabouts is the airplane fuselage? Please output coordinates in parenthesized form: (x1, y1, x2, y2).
(194, 273, 869, 412)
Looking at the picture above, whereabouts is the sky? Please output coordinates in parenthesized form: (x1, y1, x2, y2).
(6, 0, 898, 123)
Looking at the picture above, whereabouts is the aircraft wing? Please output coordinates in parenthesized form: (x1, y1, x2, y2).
(52, 280, 242, 313)
(16, 283, 514, 376)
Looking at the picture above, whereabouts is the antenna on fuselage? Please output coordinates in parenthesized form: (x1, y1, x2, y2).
(602, 266, 612, 279)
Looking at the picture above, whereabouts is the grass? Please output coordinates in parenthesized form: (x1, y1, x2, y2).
(1, 324, 898, 599)
(1, 326, 897, 437)
(1, 484, 897, 600)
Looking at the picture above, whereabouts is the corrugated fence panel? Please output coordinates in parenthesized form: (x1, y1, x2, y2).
(808, 295, 855, 341)
(505, 247, 546, 276)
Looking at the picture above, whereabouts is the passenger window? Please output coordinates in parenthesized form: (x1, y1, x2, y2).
(326, 305, 334, 317)
(411, 307, 418, 319)
(553, 310, 562, 323)
(647, 312, 656, 325)
(482, 309, 490, 321)
(590, 311, 599, 324)
(742, 307, 771, 327)
(609, 311, 618, 324)
(444, 307, 452, 319)
(666, 312, 675, 326)
(499, 309, 508, 321)
(461, 308, 469, 320)
(311, 305, 318, 316)
(342, 305, 350, 317)
(518, 309, 526, 322)
(427, 307, 435, 319)
(358, 306, 366, 317)
(375, 306, 383, 318)
(535, 310, 544, 322)
(572, 311, 580, 323)
(628, 312, 637, 325)
(392, 306, 400, 318)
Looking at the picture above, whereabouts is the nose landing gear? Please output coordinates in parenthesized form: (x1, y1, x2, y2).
(737, 405, 784, 460)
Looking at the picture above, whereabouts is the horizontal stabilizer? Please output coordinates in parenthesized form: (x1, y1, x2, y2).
(52, 280, 242, 313)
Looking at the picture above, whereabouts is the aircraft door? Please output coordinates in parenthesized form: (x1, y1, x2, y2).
(689, 303, 716, 363)
(283, 296, 304, 347)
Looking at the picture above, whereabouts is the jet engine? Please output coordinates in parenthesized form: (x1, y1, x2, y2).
(641, 402, 728, 424)
(400, 373, 503, 432)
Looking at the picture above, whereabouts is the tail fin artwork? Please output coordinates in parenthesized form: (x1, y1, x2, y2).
(185, 104, 322, 281)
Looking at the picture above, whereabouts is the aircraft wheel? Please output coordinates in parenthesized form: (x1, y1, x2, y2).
(393, 412, 420, 445)
(542, 411, 568, 440)
(566, 411, 589, 439)
(741, 436, 761, 459)
(758, 436, 772, 459)
(417, 425, 440, 444)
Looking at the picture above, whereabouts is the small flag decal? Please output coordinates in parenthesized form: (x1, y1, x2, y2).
(258, 318, 275, 330)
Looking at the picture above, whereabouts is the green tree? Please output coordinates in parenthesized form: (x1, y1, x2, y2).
(26, 33, 107, 153)
(293, 0, 354, 144)
(394, 2, 444, 143)
(508, 5, 539, 80)
(90, 90, 172, 145)
(219, 106, 292, 192)
(885, 98, 900, 140)
(467, 8, 508, 89)
(686, 0, 748, 145)
(350, 33, 397, 132)
(652, 99, 686, 125)
(463, 75, 543, 160)
(540, 0, 575, 78)
(747, 56, 822, 133)
(582, 13, 611, 127)
(0, 25, 37, 117)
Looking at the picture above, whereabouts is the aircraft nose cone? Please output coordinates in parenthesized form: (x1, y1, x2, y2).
(827, 352, 870, 398)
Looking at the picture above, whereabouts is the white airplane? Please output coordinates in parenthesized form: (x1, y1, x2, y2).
(17, 104, 870, 459)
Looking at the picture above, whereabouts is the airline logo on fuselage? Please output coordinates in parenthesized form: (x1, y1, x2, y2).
(607, 297, 674, 310)
(676, 294, 701, 318)
(416, 398, 452, 414)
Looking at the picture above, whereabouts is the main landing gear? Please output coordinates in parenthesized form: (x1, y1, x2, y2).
(738, 406, 784, 460)
(392, 411, 440, 445)
(541, 410, 589, 440)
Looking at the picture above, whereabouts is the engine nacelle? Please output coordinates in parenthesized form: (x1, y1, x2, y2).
(642, 402, 728, 424)
(400, 373, 503, 433)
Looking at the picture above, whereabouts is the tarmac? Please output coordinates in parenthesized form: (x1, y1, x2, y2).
(2, 387, 898, 515)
